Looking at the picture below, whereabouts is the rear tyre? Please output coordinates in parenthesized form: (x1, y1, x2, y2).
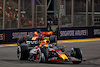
(71, 48, 82, 64)
(50, 35, 57, 43)
(17, 46, 29, 60)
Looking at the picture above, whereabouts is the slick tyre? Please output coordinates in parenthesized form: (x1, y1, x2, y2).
(17, 46, 29, 60)
(71, 48, 82, 64)
(41, 47, 49, 61)
(50, 35, 57, 43)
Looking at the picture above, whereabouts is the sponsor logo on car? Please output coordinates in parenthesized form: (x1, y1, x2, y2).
(26, 40, 39, 44)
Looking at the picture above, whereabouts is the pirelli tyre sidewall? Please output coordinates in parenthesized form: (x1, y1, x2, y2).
(17, 46, 29, 60)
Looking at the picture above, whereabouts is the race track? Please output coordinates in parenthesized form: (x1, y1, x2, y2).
(0, 41, 100, 67)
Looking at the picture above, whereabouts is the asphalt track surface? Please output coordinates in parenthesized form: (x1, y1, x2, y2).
(0, 41, 100, 67)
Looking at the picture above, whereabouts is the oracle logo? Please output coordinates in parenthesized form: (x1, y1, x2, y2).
(26, 41, 39, 45)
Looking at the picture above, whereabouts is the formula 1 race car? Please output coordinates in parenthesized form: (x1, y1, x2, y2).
(17, 31, 83, 64)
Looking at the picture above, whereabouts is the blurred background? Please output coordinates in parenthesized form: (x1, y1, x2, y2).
(0, 0, 100, 30)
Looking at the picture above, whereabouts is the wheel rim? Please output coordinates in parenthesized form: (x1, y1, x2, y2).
(36, 52, 41, 62)
(17, 47, 21, 60)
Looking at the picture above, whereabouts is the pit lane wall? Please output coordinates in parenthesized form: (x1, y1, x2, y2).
(0, 26, 100, 43)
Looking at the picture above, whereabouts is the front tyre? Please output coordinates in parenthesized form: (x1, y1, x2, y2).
(17, 46, 29, 60)
(35, 51, 42, 63)
(41, 47, 49, 61)
(71, 48, 82, 64)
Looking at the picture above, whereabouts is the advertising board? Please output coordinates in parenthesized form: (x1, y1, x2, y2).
(60, 26, 100, 40)
(0, 26, 100, 43)
(0, 28, 47, 43)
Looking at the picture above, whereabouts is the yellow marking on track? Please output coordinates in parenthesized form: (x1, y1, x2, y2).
(57, 38, 100, 43)
(0, 44, 17, 47)
(0, 38, 100, 47)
